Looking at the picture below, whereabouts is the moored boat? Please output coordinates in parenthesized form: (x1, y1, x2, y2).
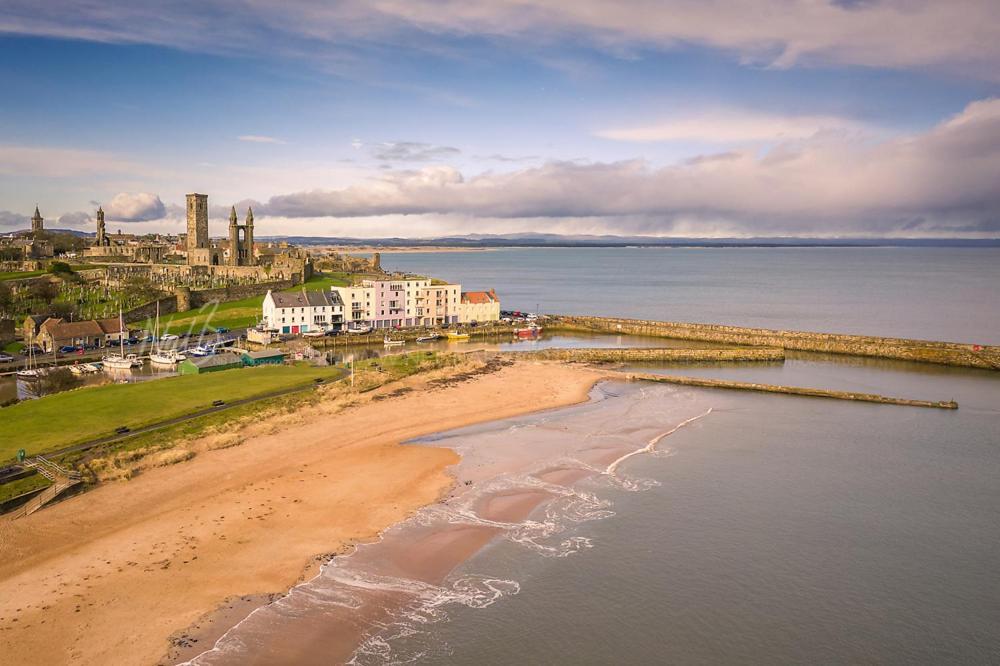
(416, 333, 441, 342)
(515, 325, 542, 339)
(446, 330, 470, 341)
(383, 335, 405, 347)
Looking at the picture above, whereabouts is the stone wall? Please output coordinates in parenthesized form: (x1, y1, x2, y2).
(525, 347, 785, 363)
(189, 279, 294, 308)
(123, 296, 179, 325)
(550, 316, 1000, 370)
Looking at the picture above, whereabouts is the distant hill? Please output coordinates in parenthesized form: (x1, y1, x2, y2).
(256, 234, 1000, 248)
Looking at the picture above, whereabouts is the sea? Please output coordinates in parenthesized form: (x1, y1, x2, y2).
(185, 247, 1000, 664)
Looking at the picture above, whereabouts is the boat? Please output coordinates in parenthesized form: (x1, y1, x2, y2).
(103, 309, 142, 370)
(69, 364, 86, 375)
(149, 302, 184, 365)
(415, 333, 441, 342)
(515, 325, 542, 339)
(17, 332, 43, 380)
(150, 348, 186, 365)
(347, 324, 372, 335)
(188, 346, 213, 357)
(446, 331, 470, 341)
(82, 363, 100, 373)
(302, 329, 326, 338)
(383, 335, 405, 347)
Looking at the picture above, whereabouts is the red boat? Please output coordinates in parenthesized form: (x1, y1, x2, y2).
(515, 325, 542, 339)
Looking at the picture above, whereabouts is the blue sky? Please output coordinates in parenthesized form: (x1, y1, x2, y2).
(1, 1, 999, 237)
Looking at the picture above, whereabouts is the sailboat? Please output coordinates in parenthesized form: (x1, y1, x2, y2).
(16, 332, 43, 380)
(103, 309, 141, 370)
(150, 301, 185, 366)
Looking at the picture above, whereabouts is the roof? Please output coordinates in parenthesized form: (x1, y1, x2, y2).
(268, 288, 340, 309)
(461, 290, 498, 305)
(243, 349, 286, 360)
(186, 354, 242, 369)
(40, 317, 125, 339)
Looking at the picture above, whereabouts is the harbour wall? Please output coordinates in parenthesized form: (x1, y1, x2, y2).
(621, 371, 958, 409)
(524, 347, 784, 363)
(550, 316, 1000, 370)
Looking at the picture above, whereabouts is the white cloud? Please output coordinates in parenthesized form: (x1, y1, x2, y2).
(238, 135, 287, 145)
(597, 111, 873, 143)
(252, 98, 1000, 236)
(370, 141, 461, 162)
(104, 192, 167, 222)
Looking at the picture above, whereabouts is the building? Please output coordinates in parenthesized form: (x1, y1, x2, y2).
(186, 193, 212, 266)
(331, 277, 461, 329)
(459, 289, 501, 323)
(227, 206, 255, 266)
(178, 354, 243, 374)
(242, 349, 286, 366)
(261, 288, 344, 334)
(31, 206, 44, 234)
(36, 317, 127, 352)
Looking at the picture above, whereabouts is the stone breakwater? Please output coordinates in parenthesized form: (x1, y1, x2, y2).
(523, 347, 785, 363)
(622, 371, 959, 409)
(550, 316, 1000, 370)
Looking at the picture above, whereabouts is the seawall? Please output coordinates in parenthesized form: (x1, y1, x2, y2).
(524, 347, 784, 363)
(622, 371, 958, 409)
(550, 316, 1000, 370)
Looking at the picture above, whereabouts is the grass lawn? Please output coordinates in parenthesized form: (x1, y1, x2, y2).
(0, 363, 346, 461)
(3, 341, 25, 354)
(159, 272, 352, 334)
(0, 473, 51, 505)
(0, 270, 47, 281)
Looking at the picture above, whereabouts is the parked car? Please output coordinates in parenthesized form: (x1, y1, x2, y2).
(215, 327, 230, 334)
(0, 352, 15, 363)
(59, 345, 78, 353)
(160, 333, 179, 341)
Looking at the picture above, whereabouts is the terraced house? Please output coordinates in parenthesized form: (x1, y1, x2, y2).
(261, 288, 344, 334)
(332, 277, 462, 329)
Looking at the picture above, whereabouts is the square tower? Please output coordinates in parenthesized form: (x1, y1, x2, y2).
(186, 193, 209, 250)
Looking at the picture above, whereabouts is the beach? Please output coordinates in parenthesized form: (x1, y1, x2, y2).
(0, 359, 604, 665)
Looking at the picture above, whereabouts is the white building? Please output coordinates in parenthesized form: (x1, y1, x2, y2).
(332, 277, 462, 329)
(459, 289, 501, 323)
(261, 288, 345, 334)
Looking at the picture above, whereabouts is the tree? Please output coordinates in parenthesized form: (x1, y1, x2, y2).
(48, 261, 73, 275)
(0, 282, 12, 317)
(29, 279, 60, 304)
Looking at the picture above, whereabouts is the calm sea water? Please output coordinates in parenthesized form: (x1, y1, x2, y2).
(382, 247, 1000, 343)
(188, 248, 999, 664)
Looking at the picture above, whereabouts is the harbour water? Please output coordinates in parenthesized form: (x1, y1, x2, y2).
(183, 247, 999, 664)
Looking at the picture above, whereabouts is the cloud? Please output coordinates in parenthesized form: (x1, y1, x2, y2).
(253, 98, 1000, 236)
(103, 192, 167, 222)
(0, 211, 29, 230)
(56, 211, 92, 228)
(2, 1, 998, 79)
(597, 111, 873, 143)
(370, 141, 461, 162)
(238, 135, 286, 145)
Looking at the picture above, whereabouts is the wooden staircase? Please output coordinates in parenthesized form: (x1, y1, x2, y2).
(12, 456, 82, 519)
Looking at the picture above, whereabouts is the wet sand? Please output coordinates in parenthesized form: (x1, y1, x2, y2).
(0, 359, 605, 666)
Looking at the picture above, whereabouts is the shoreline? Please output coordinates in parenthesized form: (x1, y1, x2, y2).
(0, 359, 606, 666)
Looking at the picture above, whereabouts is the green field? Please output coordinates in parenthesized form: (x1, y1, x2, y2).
(159, 272, 352, 334)
(0, 364, 346, 461)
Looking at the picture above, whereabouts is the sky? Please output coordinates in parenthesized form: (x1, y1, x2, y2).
(1, 0, 999, 239)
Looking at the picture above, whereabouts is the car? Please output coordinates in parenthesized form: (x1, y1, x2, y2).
(59, 345, 78, 353)
(215, 327, 230, 334)
(160, 333, 179, 341)
(211, 399, 225, 407)
(114, 426, 130, 435)
(469, 321, 479, 327)
(0, 352, 15, 363)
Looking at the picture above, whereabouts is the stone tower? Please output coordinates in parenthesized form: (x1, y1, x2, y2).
(186, 193, 209, 265)
(95, 206, 108, 246)
(227, 205, 256, 266)
(31, 206, 43, 235)
(245, 206, 255, 266)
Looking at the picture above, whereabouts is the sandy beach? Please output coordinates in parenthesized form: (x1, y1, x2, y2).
(0, 359, 604, 666)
